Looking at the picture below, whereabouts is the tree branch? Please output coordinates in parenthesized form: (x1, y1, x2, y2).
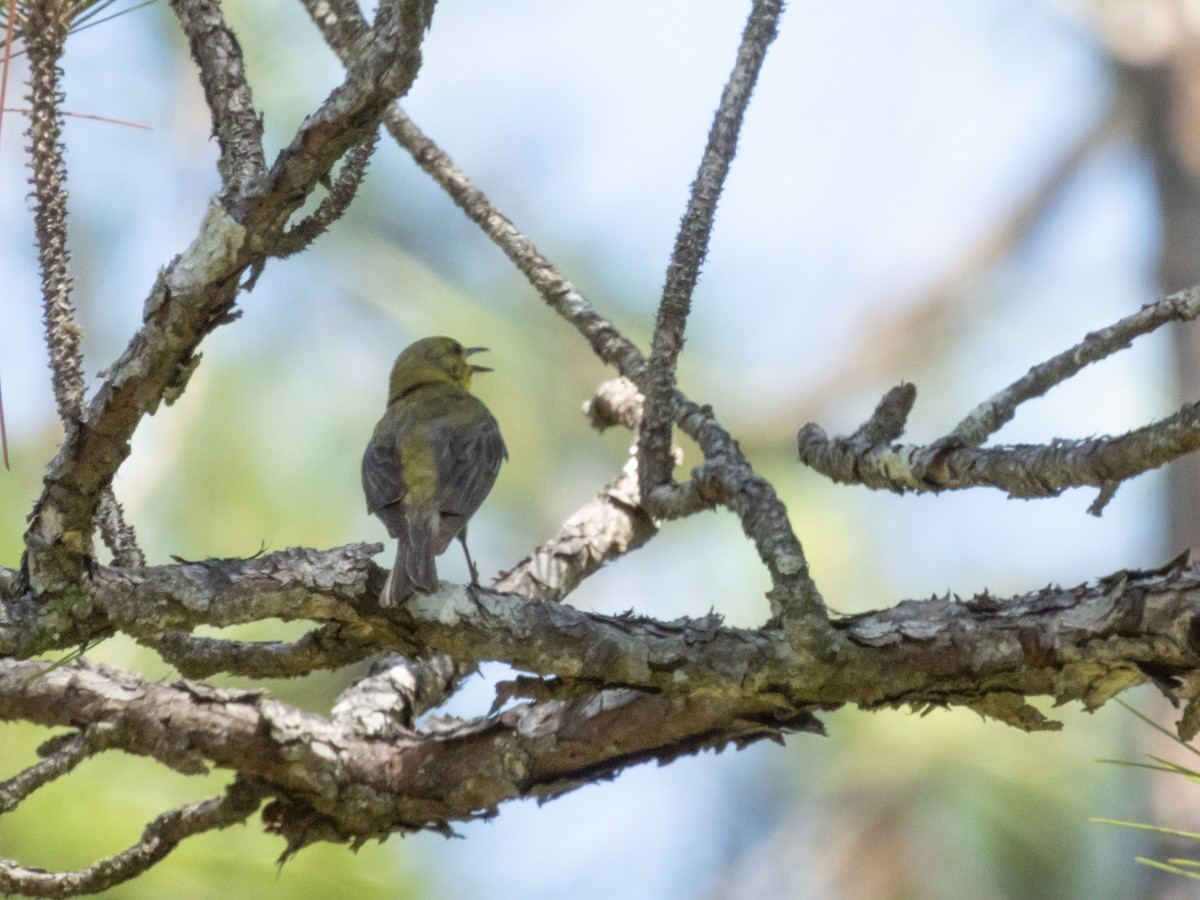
(169, 0, 266, 196)
(0, 777, 265, 898)
(639, 0, 781, 494)
(2, 550, 1199, 868)
(952, 286, 1200, 444)
(799, 395, 1200, 507)
(5, 548, 1197, 734)
(797, 288, 1200, 512)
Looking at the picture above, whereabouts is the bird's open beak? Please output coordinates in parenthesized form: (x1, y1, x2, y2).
(465, 346, 492, 373)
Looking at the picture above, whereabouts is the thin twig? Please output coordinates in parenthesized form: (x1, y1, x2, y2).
(385, 105, 649, 376)
(0, 778, 264, 898)
(952, 286, 1200, 444)
(639, 0, 782, 494)
(0, 729, 95, 814)
(272, 129, 380, 259)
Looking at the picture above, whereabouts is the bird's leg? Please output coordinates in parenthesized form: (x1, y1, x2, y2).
(457, 527, 481, 588)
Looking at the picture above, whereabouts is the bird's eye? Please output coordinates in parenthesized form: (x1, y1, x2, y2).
(451, 342, 463, 355)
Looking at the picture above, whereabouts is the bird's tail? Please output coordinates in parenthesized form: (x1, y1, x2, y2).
(383, 518, 438, 606)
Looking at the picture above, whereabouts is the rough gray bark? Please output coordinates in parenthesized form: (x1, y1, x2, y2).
(6, 1, 1200, 896)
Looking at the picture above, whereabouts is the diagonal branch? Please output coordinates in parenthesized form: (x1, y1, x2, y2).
(639, 0, 782, 494)
(952, 286, 1200, 445)
(0, 777, 265, 898)
(169, 0, 266, 195)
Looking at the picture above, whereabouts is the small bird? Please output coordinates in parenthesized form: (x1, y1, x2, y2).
(362, 337, 507, 606)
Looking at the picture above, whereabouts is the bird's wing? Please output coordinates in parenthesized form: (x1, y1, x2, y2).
(362, 416, 410, 527)
(432, 398, 507, 552)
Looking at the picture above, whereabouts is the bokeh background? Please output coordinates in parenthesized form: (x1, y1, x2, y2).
(2, 1, 1196, 897)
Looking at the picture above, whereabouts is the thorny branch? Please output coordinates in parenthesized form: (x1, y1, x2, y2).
(25, 0, 145, 568)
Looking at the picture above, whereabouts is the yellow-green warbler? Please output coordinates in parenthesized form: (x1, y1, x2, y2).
(362, 337, 506, 605)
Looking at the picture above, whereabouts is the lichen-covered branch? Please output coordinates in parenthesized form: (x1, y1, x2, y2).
(0, 656, 823, 861)
(5, 547, 1198, 731)
(797, 287, 1200, 512)
(3, 550, 1200, 881)
(798, 390, 1200, 508)
(169, 0, 266, 196)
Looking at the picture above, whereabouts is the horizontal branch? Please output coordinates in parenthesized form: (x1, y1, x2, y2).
(6, 546, 1199, 732)
(0, 545, 382, 661)
(3, 548, 1199, 862)
(0, 656, 822, 855)
(798, 394, 1200, 508)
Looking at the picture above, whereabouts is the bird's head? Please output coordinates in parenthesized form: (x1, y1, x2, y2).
(388, 336, 491, 402)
